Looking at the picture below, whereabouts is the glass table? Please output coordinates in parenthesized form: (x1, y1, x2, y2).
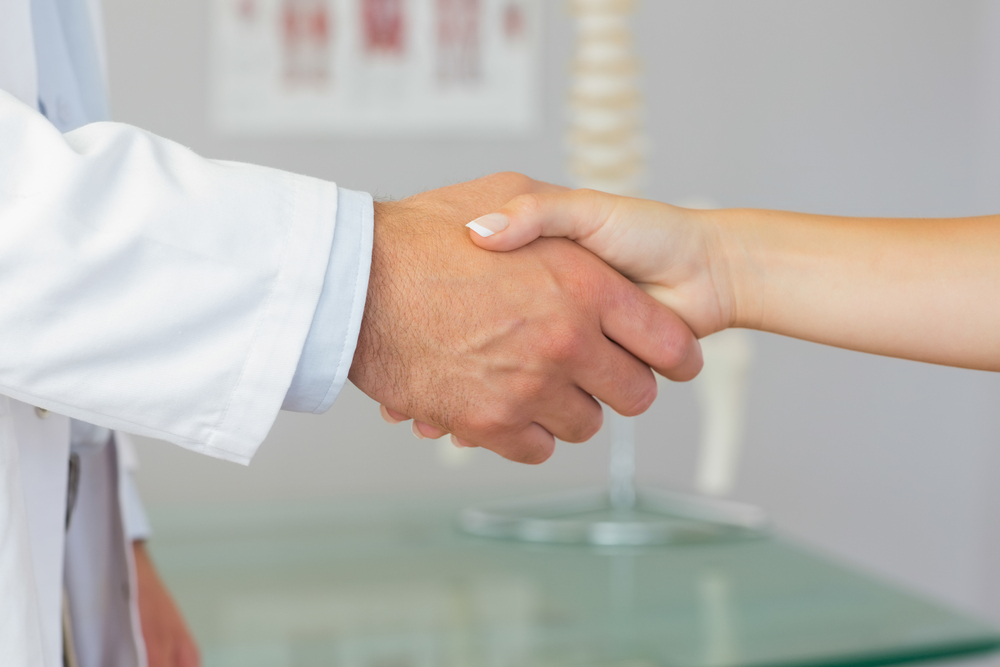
(147, 499, 1000, 667)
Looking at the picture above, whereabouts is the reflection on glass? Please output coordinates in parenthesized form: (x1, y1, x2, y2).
(148, 501, 1000, 667)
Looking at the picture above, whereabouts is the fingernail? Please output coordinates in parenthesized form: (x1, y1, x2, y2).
(466, 213, 509, 237)
(450, 434, 466, 448)
(412, 422, 427, 440)
(380, 405, 402, 424)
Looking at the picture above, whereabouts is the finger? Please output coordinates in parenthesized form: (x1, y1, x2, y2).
(466, 189, 615, 251)
(575, 336, 659, 417)
(412, 421, 449, 440)
(601, 277, 704, 382)
(459, 422, 556, 465)
(450, 434, 478, 448)
(534, 387, 604, 443)
(380, 405, 407, 424)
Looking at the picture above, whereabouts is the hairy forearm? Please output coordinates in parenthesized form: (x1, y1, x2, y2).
(713, 208, 1000, 371)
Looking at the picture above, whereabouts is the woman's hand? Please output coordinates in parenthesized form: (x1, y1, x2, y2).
(466, 190, 1000, 373)
(465, 189, 742, 339)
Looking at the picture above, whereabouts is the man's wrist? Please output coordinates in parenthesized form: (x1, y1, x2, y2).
(284, 187, 374, 413)
(350, 200, 397, 396)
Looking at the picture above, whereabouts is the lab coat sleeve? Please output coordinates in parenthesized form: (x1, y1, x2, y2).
(283, 188, 373, 413)
(0, 90, 372, 465)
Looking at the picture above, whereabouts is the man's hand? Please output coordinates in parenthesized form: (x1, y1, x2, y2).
(349, 173, 702, 464)
(133, 541, 200, 667)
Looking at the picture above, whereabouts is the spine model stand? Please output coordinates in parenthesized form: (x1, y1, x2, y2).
(568, 0, 646, 510)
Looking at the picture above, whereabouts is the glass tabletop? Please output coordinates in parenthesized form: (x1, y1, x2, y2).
(147, 499, 1000, 667)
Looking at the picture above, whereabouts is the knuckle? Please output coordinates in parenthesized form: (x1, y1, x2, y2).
(560, 255, 608, 302)
(486, 432, 553, 465)
(520, 440, 554, 465)
(684, 343, 705, 380)
(465, 405, 517, 437)
(524, 451, 552, 465)
(518, 375, 549, 402)
(542, 324, 588, 362)
(491, 171, 533, 194)
(618, 374, 658, 417)
(509, 192, 543, 218)
(465, 413, 497, 436)
(582, 407, 605, 439)
(560, 407, 603, 444)
(654, 326, 692, 371)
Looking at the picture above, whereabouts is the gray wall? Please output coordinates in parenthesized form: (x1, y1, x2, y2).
(103, 0, 1000, 624)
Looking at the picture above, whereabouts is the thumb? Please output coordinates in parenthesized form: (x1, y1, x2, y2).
(465, 189, 616, 252)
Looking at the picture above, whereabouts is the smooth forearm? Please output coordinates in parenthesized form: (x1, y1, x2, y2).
(713, 208, 1000, 371)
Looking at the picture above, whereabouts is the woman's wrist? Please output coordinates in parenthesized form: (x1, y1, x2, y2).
(691, 207, 767, 333)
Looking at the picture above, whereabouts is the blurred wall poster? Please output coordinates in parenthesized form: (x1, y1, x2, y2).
(211, 0, 541, 135)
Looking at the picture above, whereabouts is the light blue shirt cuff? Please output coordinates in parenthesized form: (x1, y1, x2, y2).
(282, 187, 374, 413)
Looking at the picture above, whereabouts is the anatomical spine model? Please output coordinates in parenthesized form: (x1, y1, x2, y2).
(567, 0, 645, 198)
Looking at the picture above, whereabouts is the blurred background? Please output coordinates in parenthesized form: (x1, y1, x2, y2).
(104, 0, 1000, 629)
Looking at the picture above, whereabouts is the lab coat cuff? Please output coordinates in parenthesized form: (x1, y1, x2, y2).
(201, 172, 342, 464)
(282, 188, 374, 414)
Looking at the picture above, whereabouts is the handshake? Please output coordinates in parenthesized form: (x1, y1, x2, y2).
(350, 171, 1000, 462)
(349, 172, 732, 464)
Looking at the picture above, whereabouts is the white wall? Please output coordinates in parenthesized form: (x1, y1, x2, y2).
(103, 0, 1000, 625)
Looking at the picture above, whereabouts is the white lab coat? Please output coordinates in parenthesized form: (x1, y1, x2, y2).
(6, 404, 145, 667)
(0, 1, 362, 664)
